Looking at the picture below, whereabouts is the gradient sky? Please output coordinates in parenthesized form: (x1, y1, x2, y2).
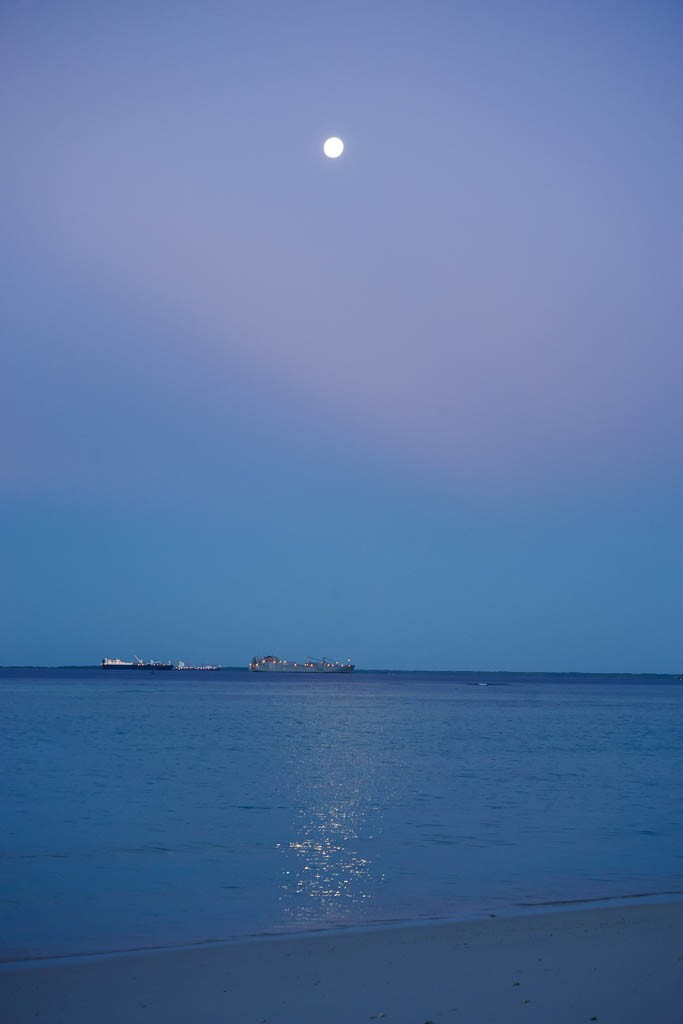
(2, 1, 682, 670)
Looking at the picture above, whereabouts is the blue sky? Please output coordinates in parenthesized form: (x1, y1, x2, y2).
(2, 1, 681, 670)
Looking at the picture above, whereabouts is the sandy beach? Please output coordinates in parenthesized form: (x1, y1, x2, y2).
(2, 900, 681, 1024)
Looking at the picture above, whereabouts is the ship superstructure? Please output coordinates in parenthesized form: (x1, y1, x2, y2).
(101, 657, 174, 670)
(248, 655, 354, 673)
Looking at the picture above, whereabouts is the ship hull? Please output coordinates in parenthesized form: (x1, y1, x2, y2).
(101, 662, 174, 670)
(249, 663, 354, 673)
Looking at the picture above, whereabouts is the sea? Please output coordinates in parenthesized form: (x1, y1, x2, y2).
(2, 667, 682, 962)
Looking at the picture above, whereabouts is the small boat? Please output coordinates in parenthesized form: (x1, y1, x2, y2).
(175, 661, 222, 671)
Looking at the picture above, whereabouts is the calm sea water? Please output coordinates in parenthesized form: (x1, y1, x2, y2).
(2, 668, 682, 960)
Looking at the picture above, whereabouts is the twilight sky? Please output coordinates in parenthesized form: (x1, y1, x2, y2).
(2, 1, 682, 671)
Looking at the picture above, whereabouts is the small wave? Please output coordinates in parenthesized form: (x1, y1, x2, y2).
(517, 888, 683, 909)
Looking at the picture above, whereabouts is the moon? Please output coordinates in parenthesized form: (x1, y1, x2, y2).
(323, 136, 344, 159)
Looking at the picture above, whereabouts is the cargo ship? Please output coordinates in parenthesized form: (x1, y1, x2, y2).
(101, 657, 174, 670)
(248, 655, 354, 673)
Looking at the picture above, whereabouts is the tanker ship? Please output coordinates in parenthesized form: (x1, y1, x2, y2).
(101, 657, 174, 670)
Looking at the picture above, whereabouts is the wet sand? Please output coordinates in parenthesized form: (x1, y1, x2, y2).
(2, 900, 682, 1023)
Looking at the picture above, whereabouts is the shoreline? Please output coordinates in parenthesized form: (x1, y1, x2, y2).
(2, 900, 682, 1023)
(4, 888, 683, 968)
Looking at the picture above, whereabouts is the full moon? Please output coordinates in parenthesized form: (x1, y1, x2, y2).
(323, 136, 344, 159)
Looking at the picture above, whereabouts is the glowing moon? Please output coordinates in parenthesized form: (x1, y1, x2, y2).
(323, 136, 344, 159)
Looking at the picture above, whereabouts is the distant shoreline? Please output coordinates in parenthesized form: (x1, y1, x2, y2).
(0, 665, 680, 679)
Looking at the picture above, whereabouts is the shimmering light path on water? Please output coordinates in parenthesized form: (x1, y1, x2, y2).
(2, 669, 682, 959)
